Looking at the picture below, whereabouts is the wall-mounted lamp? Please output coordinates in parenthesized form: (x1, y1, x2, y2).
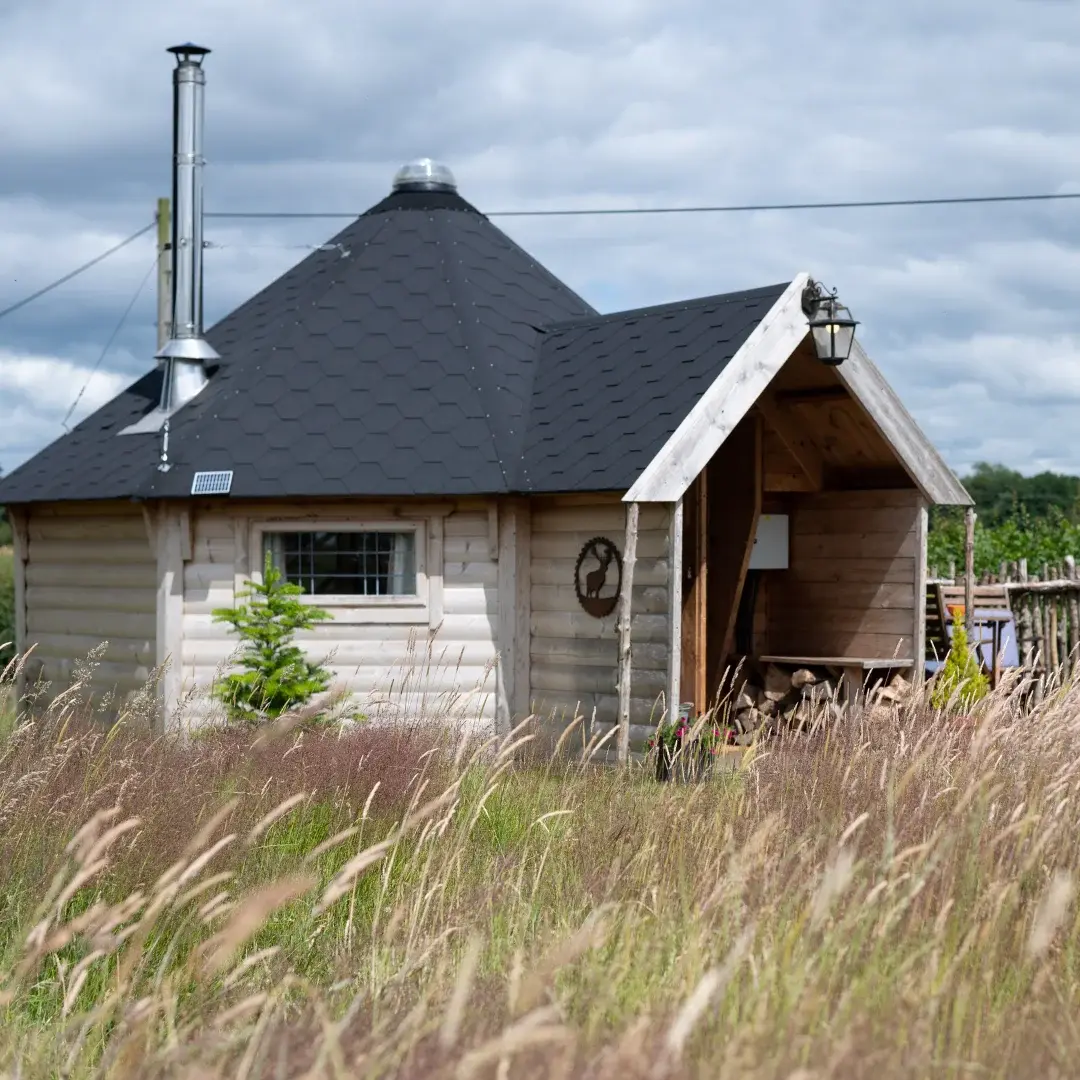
(802, 280, 858, 366)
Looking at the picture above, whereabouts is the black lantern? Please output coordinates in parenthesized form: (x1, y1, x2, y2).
(802, 280, 858, 366)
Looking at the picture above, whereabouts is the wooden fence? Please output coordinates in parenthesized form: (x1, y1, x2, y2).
(928, 556, 1080, 674)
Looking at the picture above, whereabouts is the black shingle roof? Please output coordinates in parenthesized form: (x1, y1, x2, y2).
(0, 178, 789, 505)
(522, 284, 786, 492)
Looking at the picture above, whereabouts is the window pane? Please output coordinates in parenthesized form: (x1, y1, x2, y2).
(263, 530, 417, 596)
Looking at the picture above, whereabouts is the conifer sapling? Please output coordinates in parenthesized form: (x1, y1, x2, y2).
(212, 551, 333, 725)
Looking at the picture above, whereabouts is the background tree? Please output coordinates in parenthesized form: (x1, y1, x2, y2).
(929, 462, 1080, 576)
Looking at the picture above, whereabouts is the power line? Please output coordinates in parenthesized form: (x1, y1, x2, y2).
(204, 190, 1080, 221)
(61, 257, 156, 432)
(0, 223, 155, 323)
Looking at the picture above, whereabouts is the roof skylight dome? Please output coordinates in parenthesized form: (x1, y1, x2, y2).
(392, 158, 457, 193)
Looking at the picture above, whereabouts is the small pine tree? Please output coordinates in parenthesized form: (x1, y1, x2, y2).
(212, 551, 333, 725)
(930, 621, 990, 712)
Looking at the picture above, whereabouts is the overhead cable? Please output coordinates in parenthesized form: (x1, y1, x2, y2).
(204, 190, 1080, 221)
(60, 257, 157, 431)
(0, 223, 155, 323)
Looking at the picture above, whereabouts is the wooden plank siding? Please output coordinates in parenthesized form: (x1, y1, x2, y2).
(179, 499, 500, 730)
(762, 489, 921, 660)
(23, 501, 156, 705)
(528, 495, 671, 750)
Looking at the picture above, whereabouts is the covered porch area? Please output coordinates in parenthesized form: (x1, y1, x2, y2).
(611, 274, 970, 761)
(675, 338, 925, 718)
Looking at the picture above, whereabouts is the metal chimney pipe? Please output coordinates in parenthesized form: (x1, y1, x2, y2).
(157, 43, 218, 413)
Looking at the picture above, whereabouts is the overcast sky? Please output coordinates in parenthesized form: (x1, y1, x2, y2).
(1, 0, 1078, 479)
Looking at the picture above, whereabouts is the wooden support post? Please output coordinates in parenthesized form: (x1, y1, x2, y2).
(695, 472, 708, 714)
(428, 515, 445, 631)
(914, 499, 928, 685)
(155, 505, 185, 734)
(9, 508, 29, 705)
(963, 507, 975, 643)
(666, 498, 684, 721)
(496, 498, 531, 736)
(617, 501, 640, 766)
(156, 196, 172, 353)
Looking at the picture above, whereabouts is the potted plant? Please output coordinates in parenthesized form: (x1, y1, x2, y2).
(648, 707, 738, 782)
(648, 707, 690, 782)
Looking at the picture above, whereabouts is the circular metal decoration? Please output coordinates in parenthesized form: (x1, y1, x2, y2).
(574, 536, 623, 619)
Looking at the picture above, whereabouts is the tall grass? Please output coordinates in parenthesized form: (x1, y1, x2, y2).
(1, 657, 1080, 1078)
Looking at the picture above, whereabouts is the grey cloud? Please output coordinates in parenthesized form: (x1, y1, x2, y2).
(1, 0, 1080, 476)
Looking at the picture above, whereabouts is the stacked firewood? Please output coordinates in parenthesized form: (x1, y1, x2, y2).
(727, 664, 910, 741)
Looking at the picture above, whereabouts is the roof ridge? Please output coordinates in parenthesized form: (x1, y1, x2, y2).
(433, 212, 512, 489)
(477, 218, 599, 321)
(541, 281, 792, 334)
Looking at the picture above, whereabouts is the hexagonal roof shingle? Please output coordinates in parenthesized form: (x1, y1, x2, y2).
(0, 173, 788, 504)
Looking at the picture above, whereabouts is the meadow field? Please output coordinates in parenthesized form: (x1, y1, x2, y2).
(0, 662, 1078, 1079)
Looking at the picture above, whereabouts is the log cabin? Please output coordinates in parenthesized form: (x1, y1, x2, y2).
(0, 47, 972, 752)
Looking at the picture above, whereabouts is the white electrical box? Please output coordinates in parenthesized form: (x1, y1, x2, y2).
(748, 514, 789, 570)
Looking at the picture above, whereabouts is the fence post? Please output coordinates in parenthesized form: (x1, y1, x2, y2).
(963, 508, 976, 642)
(1018, 559, 1031, 668)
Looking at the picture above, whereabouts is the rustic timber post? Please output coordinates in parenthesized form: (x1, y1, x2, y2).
(666, 498, 684, 720)
(156, 196, 172, 353)
(914, 499, 928, 685)
(617, 501, 640, 765)
(1067, 556, 1080, 674)
(963, 508, 975, 641)
(1017, 559, 1031, 667)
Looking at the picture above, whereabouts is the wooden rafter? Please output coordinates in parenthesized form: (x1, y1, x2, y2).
(756, 393, 823, 491)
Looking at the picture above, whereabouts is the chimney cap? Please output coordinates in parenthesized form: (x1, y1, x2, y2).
(392, 158, 457, 193)
(167, 43, 211, 64)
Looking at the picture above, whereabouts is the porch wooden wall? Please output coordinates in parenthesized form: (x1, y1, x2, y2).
(760, 489, 921, 660)
(21, 501, 156, 703)
(528, 494, 670, 750)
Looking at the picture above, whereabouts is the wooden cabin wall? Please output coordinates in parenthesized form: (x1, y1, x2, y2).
(528, 494, 670, 749)
(22, 501, 156, 705)
(763, 489, 921, 660)
(180, 498, 499, 730)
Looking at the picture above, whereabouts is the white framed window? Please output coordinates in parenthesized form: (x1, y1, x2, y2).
(248, 519, 434, 624)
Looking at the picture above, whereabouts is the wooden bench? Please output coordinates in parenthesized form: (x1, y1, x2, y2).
(757, 655, 915, 705)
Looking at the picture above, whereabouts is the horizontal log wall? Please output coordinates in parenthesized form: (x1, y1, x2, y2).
(23, 501, 156, 706)
(528, 495, 670, 750)
(181, 499, 498, 729)
(766, 489, 920, 660)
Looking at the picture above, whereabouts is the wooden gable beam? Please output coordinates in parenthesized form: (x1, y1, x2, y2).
(624, 273, 971, 508)
(624, 274, 811, 504)
(755, 393, 823, 491)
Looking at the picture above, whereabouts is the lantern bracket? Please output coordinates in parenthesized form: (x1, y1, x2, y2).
(801, 278, 836, 317)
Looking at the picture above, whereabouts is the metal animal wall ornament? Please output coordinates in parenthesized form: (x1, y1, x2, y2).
(574, 536, 623, 618)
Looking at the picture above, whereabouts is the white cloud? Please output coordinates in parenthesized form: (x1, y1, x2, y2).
(0, 350, 130, 468)
(0, 351, 129, 412)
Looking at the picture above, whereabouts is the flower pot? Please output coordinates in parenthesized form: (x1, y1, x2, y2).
(655, 739, 677, 782)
